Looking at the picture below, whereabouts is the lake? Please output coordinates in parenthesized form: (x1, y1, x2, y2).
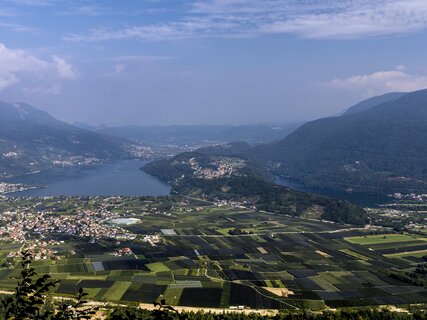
(7, 159, 391, 206)
(275, 176, 392, 207)
(8, 160, 170, 197)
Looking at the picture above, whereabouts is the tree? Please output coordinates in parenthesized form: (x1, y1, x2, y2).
(53, 288, 98, 320)
(2, 250, 58, 319)
(0, 251, 97, 320)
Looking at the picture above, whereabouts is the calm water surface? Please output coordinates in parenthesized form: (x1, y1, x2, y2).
(7, 159, 391, 206)
(8, 160, 170, 197)
(275, 176, 392, 207)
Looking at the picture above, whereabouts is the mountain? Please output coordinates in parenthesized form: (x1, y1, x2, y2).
(93, 123, 302, 146)
(0, 101, 129, 178)
(212, 123, 302, 144)
(342, 92, 406, 116)
(143, 143, 368, 225)
(144, 142, 268, 183)
(253, 89, 427, 194)
(72, 121, 97, 131)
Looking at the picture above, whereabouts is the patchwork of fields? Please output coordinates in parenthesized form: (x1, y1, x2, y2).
(0, 197, 426, 310)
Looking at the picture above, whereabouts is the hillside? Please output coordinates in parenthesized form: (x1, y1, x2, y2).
(143, 143, 368, 225)
(0, 101, 129, 178)
(342, 92, 406, 116)
(253, 89, 427, 194)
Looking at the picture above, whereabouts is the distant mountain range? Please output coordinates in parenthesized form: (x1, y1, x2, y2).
(0, 101, 128, 179)
(76, 123, 302, 146)
(4, 87, 427, 196)
(253, 89, 427, 194)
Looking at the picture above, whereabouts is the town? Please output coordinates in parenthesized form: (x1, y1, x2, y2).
(0, 206, 137, 243)
(0, 182, 34, 194)
(393, 192, 427, 203)
(188, 156, 247, 180)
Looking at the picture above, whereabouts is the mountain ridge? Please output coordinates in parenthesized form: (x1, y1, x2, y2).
(89, 123, 302, 146)
(253, 89, 427, 194)
(0, 101, 130, 179)
(342, 92, 407, 116)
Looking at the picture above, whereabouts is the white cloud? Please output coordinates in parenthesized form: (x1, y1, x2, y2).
(328, 68, 427, 96)
(65, 24, 195, 42)
(0, 43, 77, 94)
(51, 55, 78, 79)
(64, 0, 427, 42)
(0, 22, 40, 34)
(0, 72, 18, 90)
(57, 5, 111, 16)
(114, 64, 126, 74)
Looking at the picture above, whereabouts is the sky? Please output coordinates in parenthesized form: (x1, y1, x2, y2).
(1, 0, 427, 126)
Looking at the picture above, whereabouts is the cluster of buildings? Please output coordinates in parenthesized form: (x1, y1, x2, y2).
(124, 144, 154, 159)
(189, 157, 246, 180)
(8, 240, 61, 261)
(142, 234, 161, 246)
(51, 156, 101, 168)
(393, 193, 427, 203)
(113, 247, 134, 256)
(2, 151, 19, 159)
(0, 208, 136, 243)
(0, 182, 33, 194)
(216, 199, 256, 210)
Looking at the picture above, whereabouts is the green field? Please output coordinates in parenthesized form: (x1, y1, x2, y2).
(345, 233, 427, 264)
(0, 196, 426, 310)
(344, 234, 425, 245)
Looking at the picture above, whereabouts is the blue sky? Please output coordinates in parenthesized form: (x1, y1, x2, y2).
(1, 0, 427, 125)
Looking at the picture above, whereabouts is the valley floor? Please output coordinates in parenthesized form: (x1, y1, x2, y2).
(0, 196, 426, 311)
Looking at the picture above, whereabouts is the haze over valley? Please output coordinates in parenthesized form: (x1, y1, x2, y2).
(1, 1, 427, 319)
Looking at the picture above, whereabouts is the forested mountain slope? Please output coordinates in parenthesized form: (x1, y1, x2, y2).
(253, 89, 427, 193)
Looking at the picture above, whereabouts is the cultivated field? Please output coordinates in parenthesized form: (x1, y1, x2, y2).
(0, 197, 426, 310)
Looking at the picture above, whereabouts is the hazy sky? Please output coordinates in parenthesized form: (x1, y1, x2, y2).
(1, 0, 427, 125)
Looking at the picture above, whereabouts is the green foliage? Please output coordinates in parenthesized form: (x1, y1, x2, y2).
(1, 251, 59, 320)
(176, 175, 368, 226)
(53, 288, 98, 320)
(109, 299, 178, 320)
(390, 263, 427, 287)
(106, 307, 427, 320)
